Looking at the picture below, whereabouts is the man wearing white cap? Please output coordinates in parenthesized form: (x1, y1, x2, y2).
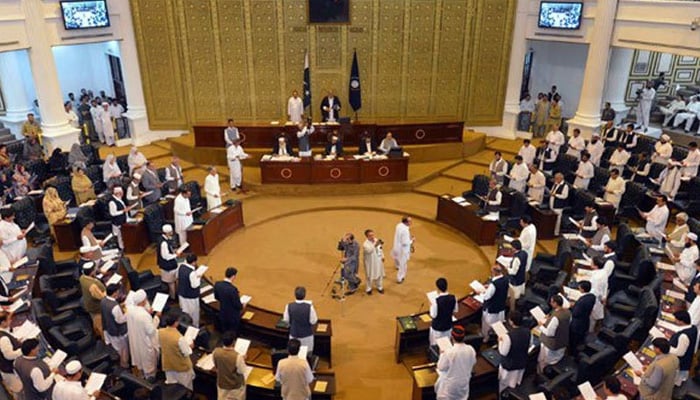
(674, 233, 699, 285)
(657, 159, 683, 201)
(586, 133, 604, 167)
(101, 284, 130, 369)
(0, 313, 23, 399)
(79, 261, 105, 338)
(108, 186, 137, 251)
(158, 224, 182, 299)
(78, 245, 101, 271)
(126, 289, 160, 379)
(126, 173, 145, 217)
(97, 102, 116, 146)
(652, 135, 673, 165)
(52, 360, 97, 400)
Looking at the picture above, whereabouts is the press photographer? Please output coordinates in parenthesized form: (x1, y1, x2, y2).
(362, 229, 385, 295)
(337, 233, 360, 294)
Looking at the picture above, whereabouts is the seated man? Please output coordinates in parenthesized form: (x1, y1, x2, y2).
(358, 133, 376, 155)
(527, 165, 546, 204)
(673, 96, 700, 133)
(660, 95, 686, 126)
(325, 134, 343, 157)
(378, 132, 398, 154)
(652, 134, 673, 165)
(654, 159, 683, 201)
(489, 152, 507, 186)
(272, 133, 294, 157)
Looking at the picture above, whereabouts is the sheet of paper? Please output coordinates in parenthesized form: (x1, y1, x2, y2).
(242, 364, 253, 381)
(196, 353, 215, 370)
(496, 256, 513, 267)
(529, 306, 547, 323)
(242, 311, 254, 320)
(199, 284, 212, 294)
(657, 319, 682, 333)
(177, 242, 189, 253)
(656, 262, 675, 271)
(101, 233, 114, 245)
(529, 393, 547, 400)
(316, 323, 328, 333)
(151, 293, 168, 312)
(666, 290, 685, 300)
(240, 295, 252, 305)
(298, 345, 308, 360)
(469, 280, 486, 293)
(48, 349, 67, 370)
(100, 260, 115, 274)
(452, 196, 467, 203)
(191, 206, 203, 214)
(195, 265, 209, 277)
(184, 326, 199, 343)
(28, 189, 43, 195)
(260, 372, 275, 385)
(673, 278, 688, 292)
(426, 290, 438, 304)
(491, 321, 508, 338)
(503, 235, 514, 243)
(12, 321, 41, 340)
(568, 217, 580, 226)
(563, 286, 581, 301)
(234, 338, 251, 356)
(649, 326, 666, 339)
(10, 287, 27, 300)
(11, 256, 28, 270)
(202, 293, 217, 304)
(473, 294, 485, 303)
(106, 274, 122, 286)
(482, 214, 499, 221)
(84, 372, 107, 394)
(25, 222, 35, 233)
(0, 272, 12, 284)
(436, 336, 453, 352)
(562, 233, 579, 240)
(577, 381, 597, 400)
(419, 314, 432, 323)
(8, 298, 25, 313)
(623, 351, 644, 371)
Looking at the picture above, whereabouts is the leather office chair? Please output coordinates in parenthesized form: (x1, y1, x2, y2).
(602, 287, 657, 341)
(116, 371, 191, 400)
(142, 203, 165, 244)
(36, 242, 79, 276)
(39, 275, 82, 314)
(599, 147, 616, 169)
(25, 159, 48, 184)
(530, 240, 572, 281)
(673, 178, 700, 214)
(31, 298, 78, 333)
(116, 155, 130, 177)
(49, 175, 76, 207)
(86, 164, 107, 195)
(499, 190, 528, 233)
(121, 256, 163, 300)
(556, 154, 579, 183)
(462, 174, 489, 203)
(689, 218, 700, 237)
(184, 180, 204, 212)
(598, 317, 643, 356)
(634, 135, 654, 155)
(11, 197, 50, 245)
(590, 167, 610, 197)
(618, 181, 646, 219)
(612, 247, 655, 294)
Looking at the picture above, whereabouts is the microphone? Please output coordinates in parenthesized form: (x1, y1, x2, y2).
(413, 302, 425, 317)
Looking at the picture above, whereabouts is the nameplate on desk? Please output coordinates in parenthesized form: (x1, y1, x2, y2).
(314, 381, 328, 392)
(242, 311, 254, 320)
(419, 314, 432, 323)
(316, 323, 328, 333)
(260, 373, 276, 385)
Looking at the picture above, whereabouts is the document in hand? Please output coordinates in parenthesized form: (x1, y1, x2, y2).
(100, 260, 115, 274)
(623, 351, 644, 371)
(240, 295, 252, 305)
(8, 298, 25, 313)
(298, 345, 308, 360)
(184, 326, 199, 343)
(106, 274, 122, 286)
(196, 353, 215, 370)
(195, 265, 209, 277)
(491, 321, 508, 338)
(529, 306, 547, 324)
(649, 326, 666, 339)
(577, 381, 597, 400)
(529, 393, 547, 400)
(436, 336, 453, 352)
(202, 293, 216, 304)
(12, 321, 41, 340)
(48, 349, 67, 370)
(151, 293, 169, 313)
(11, 256, 28, 270)
(469, 280, 486, 293)
(84, 372, 107, 394)
(25, 222, 35, 234)
(177, 242, 189, 253)
(102, 233, 114, 244)
(234, 338, 251, 356)
(495, 256, 513, 267)
(426, 290, 438, 304)
(503, 235, 514, 243)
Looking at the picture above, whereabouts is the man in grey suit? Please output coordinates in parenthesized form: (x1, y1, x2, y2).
(339, 233, 360, 294)
(141, 162, 163, 205)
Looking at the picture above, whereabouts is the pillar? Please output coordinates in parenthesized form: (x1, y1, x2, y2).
(22, 0, 79, 152)
(567, 0, 619, 139)
(499, 0, 530, 139)
(0, 51, 35, 138)
(603, 47, 634, 125)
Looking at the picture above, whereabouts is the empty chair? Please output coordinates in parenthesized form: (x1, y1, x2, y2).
(11, 197, 50, 244)
(86, 164, 107, 194)
(143, 203, 166, 243)
(121, 256, 163, 300)
(49, 175, 76, 207)
(499, 191, 528, 233)
(183, 180, 204, 211)
(618, 181, 646, 219)
(462, 174, 490, 204)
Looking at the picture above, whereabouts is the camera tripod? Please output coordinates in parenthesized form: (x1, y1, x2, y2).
(321, 262, 347, 316)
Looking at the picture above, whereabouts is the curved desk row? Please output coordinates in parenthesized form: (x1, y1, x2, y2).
(260, 156, 409, 184)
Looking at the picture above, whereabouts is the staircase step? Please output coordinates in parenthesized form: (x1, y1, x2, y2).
(464, 150, 497, 167)
(442, 162, 489, 182)
(413, 176, 470, 198)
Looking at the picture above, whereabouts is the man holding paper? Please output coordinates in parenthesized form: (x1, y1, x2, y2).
(508, 155, 529, 193)
(497, 311, 529, 393)
(536, 295, 570, 373)
(392, 216, 414, 284)
(669, 310, 697, 387)
(673, 233, 699, 285)
(640, 195, 670, 241)
(636, 338, 679, 400)
(178, 253, 202, 327)
(429, 278, 458, 346)
(14, 338, 57, 399)
(275, 339, 314, 400)
(126, 289, 160, 380)
(108, 186, 137, 250)
(158, 224, 183, 299)
(159, 312, 195, 390)
(52, 360, 98, 400)
(213, 331, 247, 400)
(478, 266, 508, 342)
(214, 267, 243, 334)
(204, 166, 223, 210)
(283, 286, 318, 354)
(506, 240, 527, 310)
(434, 325, 476, 400)
(0, 208, 28, 265)
(0, 312, 23, 398)
(569, 281, 595, 354)
(362, 229, 385, 295)
(79, 262, 106, 338)
(174, 186, 194, 245)
(101, 284, 130, 369)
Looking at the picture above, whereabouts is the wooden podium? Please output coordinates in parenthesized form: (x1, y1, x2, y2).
(187, 202, 244, 255)
(435, 195, 498, 246)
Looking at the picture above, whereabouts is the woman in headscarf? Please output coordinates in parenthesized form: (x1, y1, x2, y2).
(72, 166, 96, 205)
(42, 186, 67, 237)
(12, 163, 32, 197)
(47, 148, 68, 173)
(68, 142, 89, 171)
(103, 154, 122, 187)
(0, 145, 11, 169)
(127, 146, 147, 177)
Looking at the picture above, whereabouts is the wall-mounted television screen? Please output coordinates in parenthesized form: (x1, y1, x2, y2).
(61, 1, 110, 30)
(538, 2, 583, 30)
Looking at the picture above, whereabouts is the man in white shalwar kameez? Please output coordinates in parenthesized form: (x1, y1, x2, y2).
(126, 290, 160, 379)
(287, 90, 304, 124)
(652, 134, 673, 165)
(682, 142, 700, 178)
(527, 165, 546, 204)
(574, 153, 595, 190)
(640, 195, 670, 241)
(174, 187, 193, 245)
(204, 166, 222, 211)
(226, 139, 248, 191)
(434, 325, 476, 400)
(362, 229, 385, 294)
(565, 128, 586, 160)
(98, 102, 116, 146)
(657, 161, 683, 201)
(392, 216, 414, 284)
(508, 156, 529, 193)
(0, 209, 27, 264)
(518, 215, 537, 272)
(674, 233, 699, 285)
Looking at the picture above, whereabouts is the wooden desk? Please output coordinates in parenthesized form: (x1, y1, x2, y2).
(435, 195, 498, 246)
(53, 219, 81, 251)
(194, 121, 463, 148)
(260, 157, 409, 185)
(528, 205, 557, 240)
(122, 221, 149, 254)
(410, 356, 497, 400)
(187, 202, 244, 255)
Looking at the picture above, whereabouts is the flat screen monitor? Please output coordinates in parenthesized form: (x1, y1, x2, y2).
(538, 2, 583, 30)
(60, 1, 110, 30)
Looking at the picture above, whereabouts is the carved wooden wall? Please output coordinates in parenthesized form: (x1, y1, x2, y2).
(129, 0, 516, 130)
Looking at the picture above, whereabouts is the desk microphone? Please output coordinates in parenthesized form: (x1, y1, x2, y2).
(413, 302, 425, 317)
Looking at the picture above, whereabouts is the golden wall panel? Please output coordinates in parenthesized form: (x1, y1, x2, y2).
(131, 0, 515, 128)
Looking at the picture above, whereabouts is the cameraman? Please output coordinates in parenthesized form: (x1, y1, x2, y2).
(338, 233, 360, 294)
(362, 229, 385, 295)
(296, 118, 315, 157)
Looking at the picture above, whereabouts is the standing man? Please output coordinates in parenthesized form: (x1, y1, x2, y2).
(158, 224, 182, 299)
(21, 113, 42, 139)
(392, 216, 414, 284)
(52, 360, 96, 400)
(586, 133, 604, 167)
(296, 119, 315, 157)
(527, 165, 546, 204)
(14, 339, 56, 400)
(506, 240, 527, 310)
(362, 229, 385, 295)
(320, 90, 341, 122)
(101, 284, 130, 369)
(0, 313, 23, 399)
(434, 325, 476, 400)
(548, 172, 569, 236)
(574, 152, 594, 190)
(518, 215, 537, 272)
(214, 267, 243, 335)
(603, 169, 626, 211)
(652, 134, 673, 165)
(601, 102, 616, 123)
(79, 262, 106, 338)
(125, 173, 144, 216)
(477, 266, 508, 342)
(497, 311, 530, 393)
(482, 179, 502, 218)
(213, 331, 247, 400)
(339, 233, 360, 294)
(518, 139, 537, 167)
(173, 186, 193, 245)
(204, 166, 222, 210)
(536, 295, 571, 373)
(226, 139, 248, 192)
(126, 289, 160, 380)
(275, 339, 314, 400)
(108, 187, 136, 250)
(178, 253, 201, 327)
(489, 152, 507, 186)
(165, 157, 185, 194)
(533, 94, 549, 138)
(282, 286, 318, 354)
(224, 119, 239, 147)
(682, 141, 700, 178)
(287, 90, 304, 124)
(98, 102, 116, 146)
(637, 81, 656, 132)
(508, 156, 529, 193)
(618, 124, 638, 153)
(545, 124, 565, 154)
(565, 129, 585, 160)
(639, 195, 670, 241)
(90, 99, 104, 143)
(669, 310, 697, 387)
(429, 277, 458, 346)
(569, 281, 595, 355)
(158, 312, 195, 390)
(636, 338, 679, 400)
(141, 162, 164, 205)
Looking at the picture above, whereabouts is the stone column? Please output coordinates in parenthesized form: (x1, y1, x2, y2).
(0, 51, 35, 138)
(603, 47, 634, 125)
(567, 0, 619, 139)
(23, 0, 79, 152)
(499, 0, 530, 139)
